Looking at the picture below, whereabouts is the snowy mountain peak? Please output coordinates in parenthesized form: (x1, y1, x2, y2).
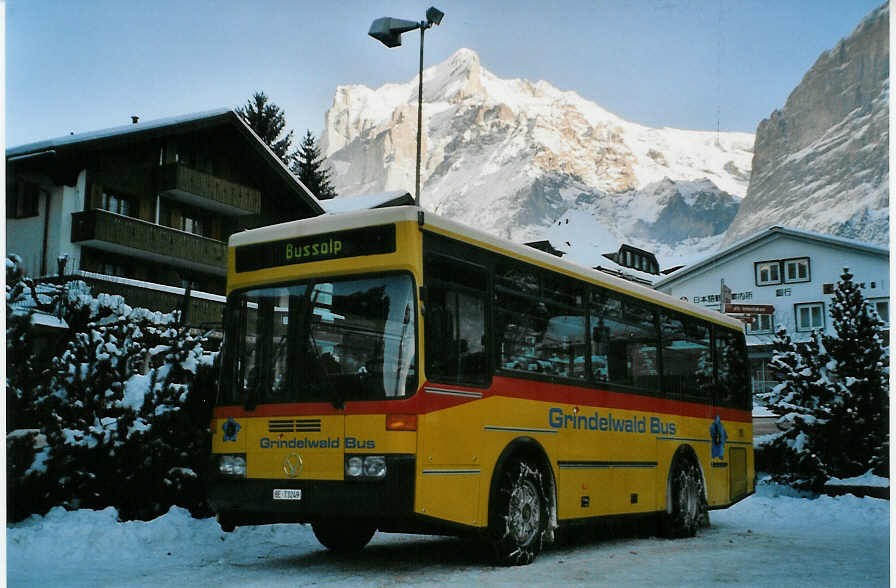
(423, 48, 484, 103)
(322, 48, 753, 264)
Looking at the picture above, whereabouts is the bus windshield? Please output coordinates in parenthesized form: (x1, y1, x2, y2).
(220, 273, 417, 407)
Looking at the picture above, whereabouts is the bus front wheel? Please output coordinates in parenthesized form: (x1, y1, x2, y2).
(311, 520, 376, 553)
(661, 457, 706, 538)
(489, 459, 548, 565)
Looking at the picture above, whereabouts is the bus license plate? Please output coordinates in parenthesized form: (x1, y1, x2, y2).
(273, 489, 302, 501)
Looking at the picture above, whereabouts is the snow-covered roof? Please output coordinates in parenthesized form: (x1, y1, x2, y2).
(322, 191, 415, 214)
(592, 261, 658, 286)
(655, 225, 889, 288)
(7, 108, 233, 158)
(30, 311, 69, 331)
(7, 109, 325, 216)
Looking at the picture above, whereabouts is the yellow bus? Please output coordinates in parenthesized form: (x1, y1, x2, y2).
(208, 205, 754, 565)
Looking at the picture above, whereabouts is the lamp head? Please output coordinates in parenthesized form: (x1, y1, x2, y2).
(426, 6, 444, 26)
(368, 17, 421, 48)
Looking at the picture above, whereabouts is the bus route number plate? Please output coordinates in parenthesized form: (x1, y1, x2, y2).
(273, 489, 302, 501)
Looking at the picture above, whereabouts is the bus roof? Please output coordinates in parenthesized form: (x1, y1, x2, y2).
(229, 205, 744, 331)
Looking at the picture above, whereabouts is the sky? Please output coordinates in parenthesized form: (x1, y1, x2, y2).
(5, 0, 884, 148)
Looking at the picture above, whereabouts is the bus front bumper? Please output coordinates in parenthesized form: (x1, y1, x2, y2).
(207, 454, 415, 527)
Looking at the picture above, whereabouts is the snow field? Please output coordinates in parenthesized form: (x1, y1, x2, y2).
(7, 482, 888, 587)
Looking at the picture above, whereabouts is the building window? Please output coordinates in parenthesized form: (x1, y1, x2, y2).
(755, 261, 781, 286)
(102, 191, 134, 217)
(871, 299, 889, 325)
(783, 258, 810, 283)
(795, 302, 825, 332)
(101, 262, 132, 278)
(746, 313, 775, 335)
(181, 213, 207, 236)
(7, 180, 42, 218)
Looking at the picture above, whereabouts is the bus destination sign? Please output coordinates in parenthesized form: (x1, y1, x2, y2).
(235, 224, 396, 272)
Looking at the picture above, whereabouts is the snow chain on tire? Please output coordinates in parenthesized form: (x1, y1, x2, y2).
(489, 459, 549, 565)
(662, 456, 707, 538)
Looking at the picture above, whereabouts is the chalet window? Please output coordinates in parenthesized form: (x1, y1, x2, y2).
(795, 302, 825, 332)
(745, 313, 775, 335)
(101, 262, 132, 278)
(102, 191, 134, 217)
(783, 258, 810, 283)
(181, 213, 207, 236)
(7, 180, 42, 219)
(755, 261, 781, 286)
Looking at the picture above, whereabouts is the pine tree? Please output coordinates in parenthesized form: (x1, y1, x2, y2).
(292, 130, 337, 200)
(825, 267, 889, 476)
(237, 92, 294, 165)
(760, 267, 890, 489)
(761, 326, 833, 489)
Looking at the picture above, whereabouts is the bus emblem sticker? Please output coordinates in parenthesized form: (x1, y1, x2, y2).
(710, 416, 727, 459)
(222, 417, 241, 442)
(283, 453, 304, 478)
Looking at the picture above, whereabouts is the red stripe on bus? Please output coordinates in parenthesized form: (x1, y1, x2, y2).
(213, 376, 751, 423)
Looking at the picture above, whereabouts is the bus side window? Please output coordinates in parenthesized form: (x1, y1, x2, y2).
(715, 328, 750, 409)
(660, 312, 712, 402)
(425, 257, 489, 386)
(593, 290, 659, 392)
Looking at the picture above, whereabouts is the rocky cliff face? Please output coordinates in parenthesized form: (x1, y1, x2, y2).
(322, 49, 752, 258)
(723, 4, 889, 246)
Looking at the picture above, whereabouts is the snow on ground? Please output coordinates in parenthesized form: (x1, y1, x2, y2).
(7, 482, 888, 587)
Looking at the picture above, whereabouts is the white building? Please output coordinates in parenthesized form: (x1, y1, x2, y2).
(654, 226, 889, 395)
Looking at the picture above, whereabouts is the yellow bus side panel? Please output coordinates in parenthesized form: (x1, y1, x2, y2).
(414, 394, 753, 528)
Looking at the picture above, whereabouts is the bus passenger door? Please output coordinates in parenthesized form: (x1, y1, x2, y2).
(417, 254, 490, 527)
(712, 328, 751, 504)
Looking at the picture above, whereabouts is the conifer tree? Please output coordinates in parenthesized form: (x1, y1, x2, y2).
(292, 130, 338, 200)
(237, 92, 294, 165)
(825, 267, 889, 475)
(761, 327, 833, 489)
(761, 267, 890, 488)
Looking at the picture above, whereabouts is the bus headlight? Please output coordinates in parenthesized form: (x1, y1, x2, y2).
(345, 456, 364, 477)
(218, 454, 247, 478)
(363, 456, 387, 479)
(345, 455, 387, 479)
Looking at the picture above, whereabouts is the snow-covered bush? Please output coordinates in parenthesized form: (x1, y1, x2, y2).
(6, 259, 217, 522)
(758, 268, 889, 490)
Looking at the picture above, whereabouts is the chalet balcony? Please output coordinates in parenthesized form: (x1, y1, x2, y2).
(156, 163, 260, 216)
(71, 209, 227, 276)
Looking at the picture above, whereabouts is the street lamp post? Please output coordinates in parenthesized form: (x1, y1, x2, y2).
(369, 6, 445, 208)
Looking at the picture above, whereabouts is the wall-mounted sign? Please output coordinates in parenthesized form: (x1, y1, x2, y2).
(724, 304, 775, 315)
(692, 291, 753, 305)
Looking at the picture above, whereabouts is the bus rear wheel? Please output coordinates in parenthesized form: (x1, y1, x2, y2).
(661, 457, 706, 538)
(489, 459, 548, 566)
(311, 520, 376, 553)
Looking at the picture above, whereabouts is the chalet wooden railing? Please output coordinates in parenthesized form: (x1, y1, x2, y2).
(71, 209, 227, 274)
(157, 163, 260, 215)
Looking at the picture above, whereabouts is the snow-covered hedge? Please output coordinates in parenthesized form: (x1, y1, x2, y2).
(6, 256, 218, 522)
